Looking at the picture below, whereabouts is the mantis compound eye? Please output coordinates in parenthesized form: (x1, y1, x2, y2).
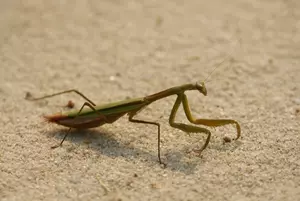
(196, 82, 207, 96)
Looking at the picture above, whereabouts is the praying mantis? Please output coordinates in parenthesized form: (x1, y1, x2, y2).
(26, 81, 241, 164)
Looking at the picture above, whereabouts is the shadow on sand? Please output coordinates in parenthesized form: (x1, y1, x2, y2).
(46, 128, 242, 174)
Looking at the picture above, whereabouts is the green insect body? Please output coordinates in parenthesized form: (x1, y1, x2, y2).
(27, 82, 241, 164)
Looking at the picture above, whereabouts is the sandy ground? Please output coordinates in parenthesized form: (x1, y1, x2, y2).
(0, 0, 299, 200)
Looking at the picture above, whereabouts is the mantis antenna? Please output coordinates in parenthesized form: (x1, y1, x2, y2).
(204, 37, 241, 83)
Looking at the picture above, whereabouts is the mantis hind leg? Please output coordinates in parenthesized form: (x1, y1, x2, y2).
(51, 102, 107, 149)
(169, 94, 212, 154)
(128, 111, 164, 165)
(25, 89, 96, 106)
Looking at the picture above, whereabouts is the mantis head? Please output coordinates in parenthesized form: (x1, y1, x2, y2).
(196, 82, 207, 96)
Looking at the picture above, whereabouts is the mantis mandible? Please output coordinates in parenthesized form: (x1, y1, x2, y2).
(26, 82, 241, 164)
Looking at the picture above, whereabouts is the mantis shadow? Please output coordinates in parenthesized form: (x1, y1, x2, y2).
(45, 128, 203, 174)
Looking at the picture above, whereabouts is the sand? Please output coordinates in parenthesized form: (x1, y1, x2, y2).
(1, 1, 299, 200)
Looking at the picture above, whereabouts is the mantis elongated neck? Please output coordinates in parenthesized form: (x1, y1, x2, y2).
(145, 83, 196, 102)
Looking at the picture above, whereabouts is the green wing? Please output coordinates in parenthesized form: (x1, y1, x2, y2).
(64, 97, 146, 118)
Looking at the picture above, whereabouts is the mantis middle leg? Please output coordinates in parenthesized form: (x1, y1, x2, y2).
(128, 111, 163, 164)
